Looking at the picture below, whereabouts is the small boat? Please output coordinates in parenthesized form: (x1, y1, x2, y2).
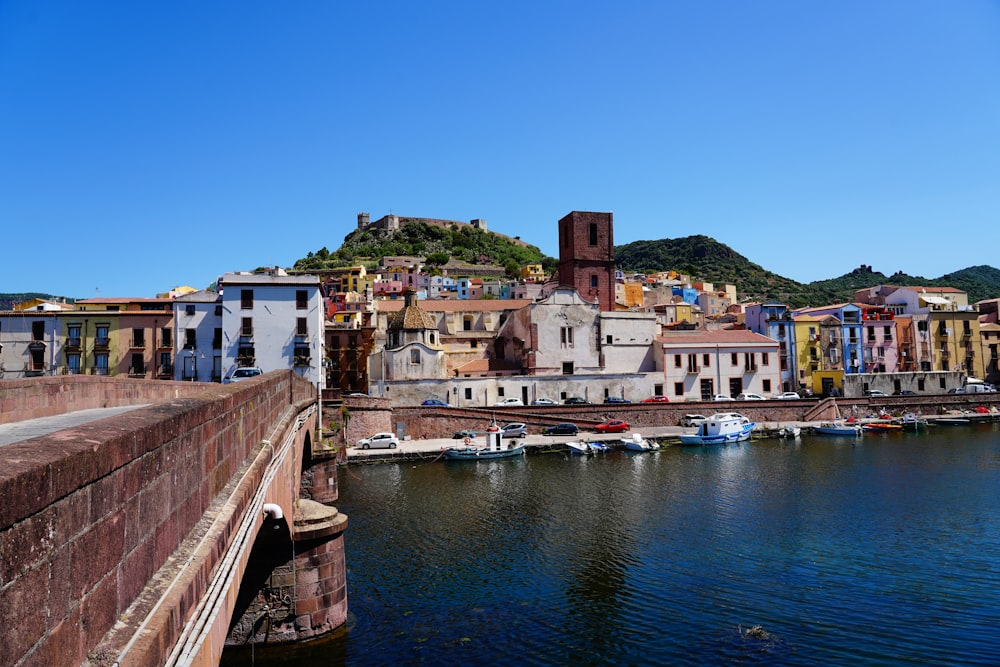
(896, 413, 927, 431)
(678, 414, 755, 445)
(863, 422, 903, 432)
(564, 440, 592, 455)
(587, 441, 610, 453)
(444, 420, 525, 460)
(621, 433, 659, 451)
(929, 417, 971, 426)
(812, 421, 863, 436)
(778, 425, 801, 438)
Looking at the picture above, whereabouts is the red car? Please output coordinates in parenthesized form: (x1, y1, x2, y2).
(594, 419, 629, 434)
(641, 396, 670, 403)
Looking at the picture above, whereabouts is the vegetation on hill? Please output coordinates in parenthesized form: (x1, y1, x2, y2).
(614, 237, 1000, 307)
(293, 221, 557, 277)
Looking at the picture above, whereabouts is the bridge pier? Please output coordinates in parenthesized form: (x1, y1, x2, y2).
(226, 454, 348, 648)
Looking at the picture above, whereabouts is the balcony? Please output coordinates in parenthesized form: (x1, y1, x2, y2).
(128, 366, 147, 378)
(66, 337, 82, 349)
(95, 337, 110, 348)
(130, 339, 146, 349)
(685, 366, 701, 375)
(158, 364, 173, 377)
(294, 355, 312, 367)
(94, 367, 109, 376)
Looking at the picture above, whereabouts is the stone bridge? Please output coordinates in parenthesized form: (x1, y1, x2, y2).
(0, 373, 347, 667)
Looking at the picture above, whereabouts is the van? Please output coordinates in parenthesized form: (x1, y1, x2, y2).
(965, 383, 993, 394)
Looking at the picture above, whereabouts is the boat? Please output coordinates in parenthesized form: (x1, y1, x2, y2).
(564, 440, 592, 455)
(678, 414, 755, 445)
(896, 413, 927, 431)
(929, 417, 971, 426)
(444, 420, 526, 460)
(621, 433, 659, 451)
(812, 421, 863, 436)
(863, 421, 903, 432)
(587, 441, 610, 453)
(778, 425, 802, 438)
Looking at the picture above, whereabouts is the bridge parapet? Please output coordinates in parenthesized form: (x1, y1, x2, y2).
(0, 371, 323, 667)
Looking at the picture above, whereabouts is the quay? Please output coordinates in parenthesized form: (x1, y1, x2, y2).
(344, 409, 1000, 463)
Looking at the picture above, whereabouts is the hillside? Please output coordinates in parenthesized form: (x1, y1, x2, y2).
(292, 220, 557, 277)
(613, 237, 1000, 306)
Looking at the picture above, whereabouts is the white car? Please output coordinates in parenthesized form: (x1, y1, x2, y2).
(681, 414, 708, 427)
(712, 394, 732, 401)
(223, 367, 263, 384)
(736, 392, 765, 401)
(356, 432, 399, 450)
(772, 392, 801, 400)
(495, 398, 524, 407)
(532, 397, 556, 406)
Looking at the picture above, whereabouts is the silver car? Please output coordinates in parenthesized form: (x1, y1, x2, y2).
(356, 432, 399, 449)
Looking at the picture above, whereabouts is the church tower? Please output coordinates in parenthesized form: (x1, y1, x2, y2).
(556, 211, 616, 312)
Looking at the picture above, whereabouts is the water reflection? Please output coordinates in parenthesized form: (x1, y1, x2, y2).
(227, 427, 1000, 667)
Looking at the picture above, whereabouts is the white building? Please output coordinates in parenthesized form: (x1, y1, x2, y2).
(0, 312, 62, 378)
(658, 329, 782, 401)
(219, 272, 325, 388)
(173, 290, 223, 382)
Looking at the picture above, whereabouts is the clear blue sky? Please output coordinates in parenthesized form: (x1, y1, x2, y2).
(2, 1, 999, 299)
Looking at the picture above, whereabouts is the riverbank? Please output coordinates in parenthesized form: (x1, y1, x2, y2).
(344, 409, 1000, 463)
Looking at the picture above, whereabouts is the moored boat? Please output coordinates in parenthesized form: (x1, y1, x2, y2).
(812, 421, 863, 436)
(444, 421, 525, 460)
(564, 440, 592, 455)
(621, 433, 659, 451)
(678, 413, 755, 445)
(863, 422, 903, 432)
(778, 425, 802, 438)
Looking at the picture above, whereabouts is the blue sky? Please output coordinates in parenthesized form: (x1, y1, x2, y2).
(2, 1, 999, 299)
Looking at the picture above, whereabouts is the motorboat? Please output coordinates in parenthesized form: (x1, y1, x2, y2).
(812, 422, 863, 437)
(678, 414, 755, 445)
(621, 433, 659, 451)
(863, 421, 903, 432)
(444, 421, 525, 460)
(778, 425, 801, 438)
(564, 441, 592, 455)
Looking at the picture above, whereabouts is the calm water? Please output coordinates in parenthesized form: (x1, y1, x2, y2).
(228, 423, 1000, 666)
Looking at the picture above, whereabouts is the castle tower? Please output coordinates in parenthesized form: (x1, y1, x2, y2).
(357, 212, 370, 229)
(556, 211, 616, 312)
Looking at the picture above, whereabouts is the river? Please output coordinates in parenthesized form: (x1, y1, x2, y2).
(224, 422, 1000, 666)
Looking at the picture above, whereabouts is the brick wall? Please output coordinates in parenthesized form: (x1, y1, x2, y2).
(0, 371, 318, 666)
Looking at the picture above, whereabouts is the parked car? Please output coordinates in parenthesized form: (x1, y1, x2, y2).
(736, 392, 765, 401)
(564, 397, 588, 405)
(500, 422, 528, 438)
(604, 396, 631, 404)
(356, 432, 399, 449)
(771, 392, 801, 400)
(642, 396, 670, 403)
(453, 429, 477, 439)
(712, 394, 733, 402)
(542, 422, 580, 436)
(422, 398, 450, 406)
(680, 414, 708, 427)
(532, 397, 556, 406)
(865, 390, 888, 397)
(594, 419, 629, 434)
(495, 397, 525, 407)
(947, 387, 966, 394)
(223, 367, 263, 384)
(892, 390, 916, 396)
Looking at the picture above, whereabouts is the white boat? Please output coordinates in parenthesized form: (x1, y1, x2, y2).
(812, 421, 863, 437)
(678, 413, 755, 445)
(444, 421, 526, 460)
(778, 425, 802, 438)
(587, 441, 610, 453)
(621, 433, 659, 451)
(564, 440, 592, 455)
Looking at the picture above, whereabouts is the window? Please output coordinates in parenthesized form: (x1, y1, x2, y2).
(241, 289, 254, 309)
(590, 275, 598, 288)
(161, 327, 171, 347)
(96, 324, 110, 346)
(297, 318, 308, 336)
(68, 325, 81, 346)
(95, 353, 109, 375)
(67, 353, 81, 374)
(762, 352, 769, 366)
(185, 329, 196, 349)
(213, 328, 222, 349)
(463, 317, 472, 331)
(687, 354, 699, 373)
(32, 321, 45, 341)
(731, 352, 738, 366)
(410, 349, 420, 364)
(185, 305, 196, 316)
(159, 352, 172, 374)
(745, 353, 757, 372)
(674, 354, 682, 368)
(560, 327, 574, 347)
(215, 305, 222, 317)
(703, 353, 710, 367)
(465, 387, 472, 400)
(133, 328, 145, 348)
(606, 335, 613, 345)
(589, 222, 598, 245)
(296, 290, 308, 310)
(241, 317, 253, 337)
(762, 379, 772, 393)
(674, 382, 684, 396)
(562, 361, 574, 374)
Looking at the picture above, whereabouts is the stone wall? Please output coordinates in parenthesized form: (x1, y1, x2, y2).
(0, 371, 319, 667)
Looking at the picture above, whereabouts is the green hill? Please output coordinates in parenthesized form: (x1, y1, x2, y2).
(293, 220, 557, 277)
